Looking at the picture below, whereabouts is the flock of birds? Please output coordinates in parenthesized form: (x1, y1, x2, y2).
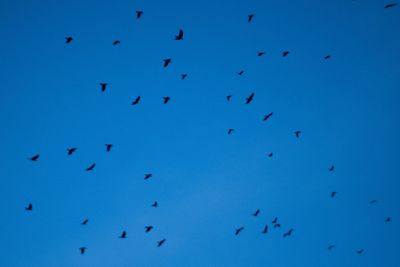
(21, 2, 398, 259)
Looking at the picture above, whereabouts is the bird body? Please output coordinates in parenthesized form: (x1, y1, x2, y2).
(248, 14, 254, 22)
(30, 154, 40, 161)
(67, 147, 77, 155)
(262, 225, 268, 234)
(81, 219, 89, 225)
(145, 226, 153, 232)
(253, 209, 260, 217)
(25, 203, 33, 211)
(132, 96, 141, 105)
(136, 11, 144, 18)
(245, 92, 255, 104)
(113, 40, 120, 45)
(384, 3, 397, 8)
(65, 36, 73, 43)
(263, 112, 273, 121)
(163, 58, 171, 67)
(163, 96, 171, 104)
(144, 173, 152, 180)
(228, 129, 235, 135)
(283, 228, 293, 237)
(175, 29, 184, 40)
(282, 51, 290, 57)
(79, 247, 87, 254)
(235, 227, 244, 235)
(226, 95, 232, 102)
(86, 163, 96, 171)
(105, 144, 113, 152)
(152, 201, 158, 207)
(157, 239, 166, 247)
(120, 231, 127, 238)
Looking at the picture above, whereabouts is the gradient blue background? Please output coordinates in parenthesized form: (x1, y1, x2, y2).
(0, 0, 399, 266)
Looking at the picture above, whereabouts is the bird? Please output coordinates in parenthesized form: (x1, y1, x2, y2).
(175, 29, 184, 40)
(67, 148, 77, 155)
(152, 201, 158, 207)
(145, 226, 153, 233)
(157, 239, 166, 247)
(228, 129, 235, 135)
(370, 200, 377, 204)
(263, 112, 273, 121)
(119, 231, 127, 238)
(248, 14, 254, 22)
(324, 55, 331, 59)
(283, 228, 293, 237)
(181, 74, 187, 80)
(79, 247, 87, 255)
(226, 95, 232, 102)
(144, 173, 152, 180)
(386, 217, 391, 222)
(356, 249, 364, 254)
(25, 203, 33, 211)
(273, 223, 281, 228)
(246, 92, 255, 104)
(235, 227, 244, 235)
(105, 144, 113, 152)
(163, 58, 171, 67)
(113, 40, 120, 45)
(237, 70, 244, 76)
(282, 51, 290, 57)
(329, 165, 335, 172)
(261, 225, 268, 234)
(384, 3, 397, 8)
(100, 83, 108, 92)
(257, 51, 265, 56)
(294, 131, 301, 138)
(252, 209, 260, 217)
(162, 96, 171, 104)
(331, 192, 338, 198)
(30, 154, 40, 161)
(65, 36, 73, 43)
(81, 219, 89, 225)
(328, 245, 335, 250)
(86, 163, 96, 171)
(132, 96, 141, 105)
(267, 152, 273, 157)
(272, 217, 278, 224)
(136, 10, 144, 18)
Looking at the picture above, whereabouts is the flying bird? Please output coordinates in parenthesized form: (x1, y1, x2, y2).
(162, 96, 171, 104)
(237, 70, 244, 76)
(152, 201, 158, 207)
(235, 227, 244, 235)
(283, 228, 293, 237)
(329, 165, 335, 172)
(81, 219, 89, 225)
(144, 173, 152, 180)
(100, 83, 107, 92)
(228, 129, 235, 135)
(145, 226, 153, 233)
(328, 245, 335, 250)
(267, 152, 273, 157)
(324, 55, 331, 59)
(136, 10, 144, 18)
(181, 74, 187, 80)
(132, 96, 141, 105)
(248, 14, 254, 22)
(67, 148, 77, 155)
(272, 217, 278, 224)
(105, 144, 113, 152)
(257, 51, 265, 56)
(163, 58, 172, 67)
(86, 163, 96, 171)
(386, 217, 391, 222)
(30, 154, 40, 161)
(119, 231, 127, 239)
(331, 192, 338, 198)
(370, 200, 377, 204)
(25, 203, 33, 211)
(261, 225, 268, 234)
(245, 92, 255, 104)
(65, 36, 73, 43)
(294, 131, 301, 138)
(384, 3, 397, 8)
(273, 223, 281, 228)
(113, 40, 120, 45)
(175, 29, 184, 40)
(356, 249, 364, 254)
(157, 239, 166, 247)
(226, 95, 232, 102)
(252, 209, 260, 217)
(263, 112, 273, 121)
(79, 247, 87, 255)
(282, 51, 290, 57)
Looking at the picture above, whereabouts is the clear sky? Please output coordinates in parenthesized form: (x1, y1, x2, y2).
(0, 0, 399, 266)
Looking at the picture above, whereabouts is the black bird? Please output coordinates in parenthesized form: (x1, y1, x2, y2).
(283, 228, 293, 237)
(235, 227, 244, 235)
(181, 74, 187, 80)
(384, 3, 397, 8)
(252, 209, 260, 217)
(370, 200, 377, 204)
(152, 201, 158, 207)
(79, 247, 87, 255)
(100, 83, 107, 92)
(163, 96, 171, 104)
(294, 131, 301, 138)
(329, 165, 335, 172)
(226, 95, 232, 102)
(65, 36, 73, 43)
(328, 245, 335, 250)
(237, 70, 244, 76)
(175, 29, 184, 40)
(267, 152, 273, 157)
(136, 10, 144, 18)
(113, 40, 120, 45)
(324, 55, 331, 60)
(163, 58, 171, 68)
(246, 92, 255, 104)
(67, 148, 77, 155)
(386, 217, 391, 222)
(105, 144, 113, 152)
(132, 96, 141, 105)
(273, 223, 281, 228)
(248, 14, 254, 22)
(81, 219, 89, 225)
(272, 217, 278, 224)
(257, 51, 265, 56)
(157, 239, 166, 247)
(119, 231, 127, 238)
(30, 154, 40, 161)
(261, 225, 268, 234)
(331, 192, 337, 198)
(263, 112, 273, 121)
(282, 51, 290, 57)
(228, 129, 235, 135)
(356, 249, 364, 254)
(144, 173, 152, 180)
(145, 226, 153, 233)
(86, 163, 96, 171)
(25, 203, 33, 211)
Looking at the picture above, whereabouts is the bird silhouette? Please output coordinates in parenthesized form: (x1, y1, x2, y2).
(331, 192, 337, 198)
(175, 29, 184, 40)
(113, 40, 120, 45)
(283, 228, 293, 237)
(67, 148, 77, 155)
(245, 92, 255, 104)
(261, 225, 268, 234)
(386, 217, 391, 222)
(65, 36, 73, 43)
(79, 247, 87, 255)
(145, 226, 153, 232)
(163, 58, 171, 67)
(136, 10, 144, 18)
(25, 203, 33, 211)
(263, 112, 273, 121)
(163, 96, 171, 104)
(267, 152, 273, 157)
(252, 209, 260, 217)
(328, 245, 335, 250)
(282, 51, 290, 57)
(329, 165, 335, 172)
(228, 129, 235, 135)
(105, 144, 113, 152)
(100, 83, 107, 92)
(257, 51, 265, 56)
(181, 74, 187, 80)
(226, 95, 232, 102)
(370, 200, 377, 204)
(384, 3, 397, 8)
(119, 231, 127, 238)
(152, 201, 158, 207)
(86, 163, 96, 171)
(324, 55, 331, 59)
(235, 227, 244, 235)
(81, 219, 89, 225)
(157, 239, 166, 247)
(294, 131, 301, 138)
(132, 96, 141, 105)
(144, 173, 152, 180)
(237, 70, 244, 76)
(356, 249, 364, 254)
(248, 14, 254, 22)
(273, 223, 281, 228)
(30, 154, 40, 161)
(272, 217, 278, 224)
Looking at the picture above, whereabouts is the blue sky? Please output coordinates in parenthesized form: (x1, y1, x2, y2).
(0, 0, 399, 266)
